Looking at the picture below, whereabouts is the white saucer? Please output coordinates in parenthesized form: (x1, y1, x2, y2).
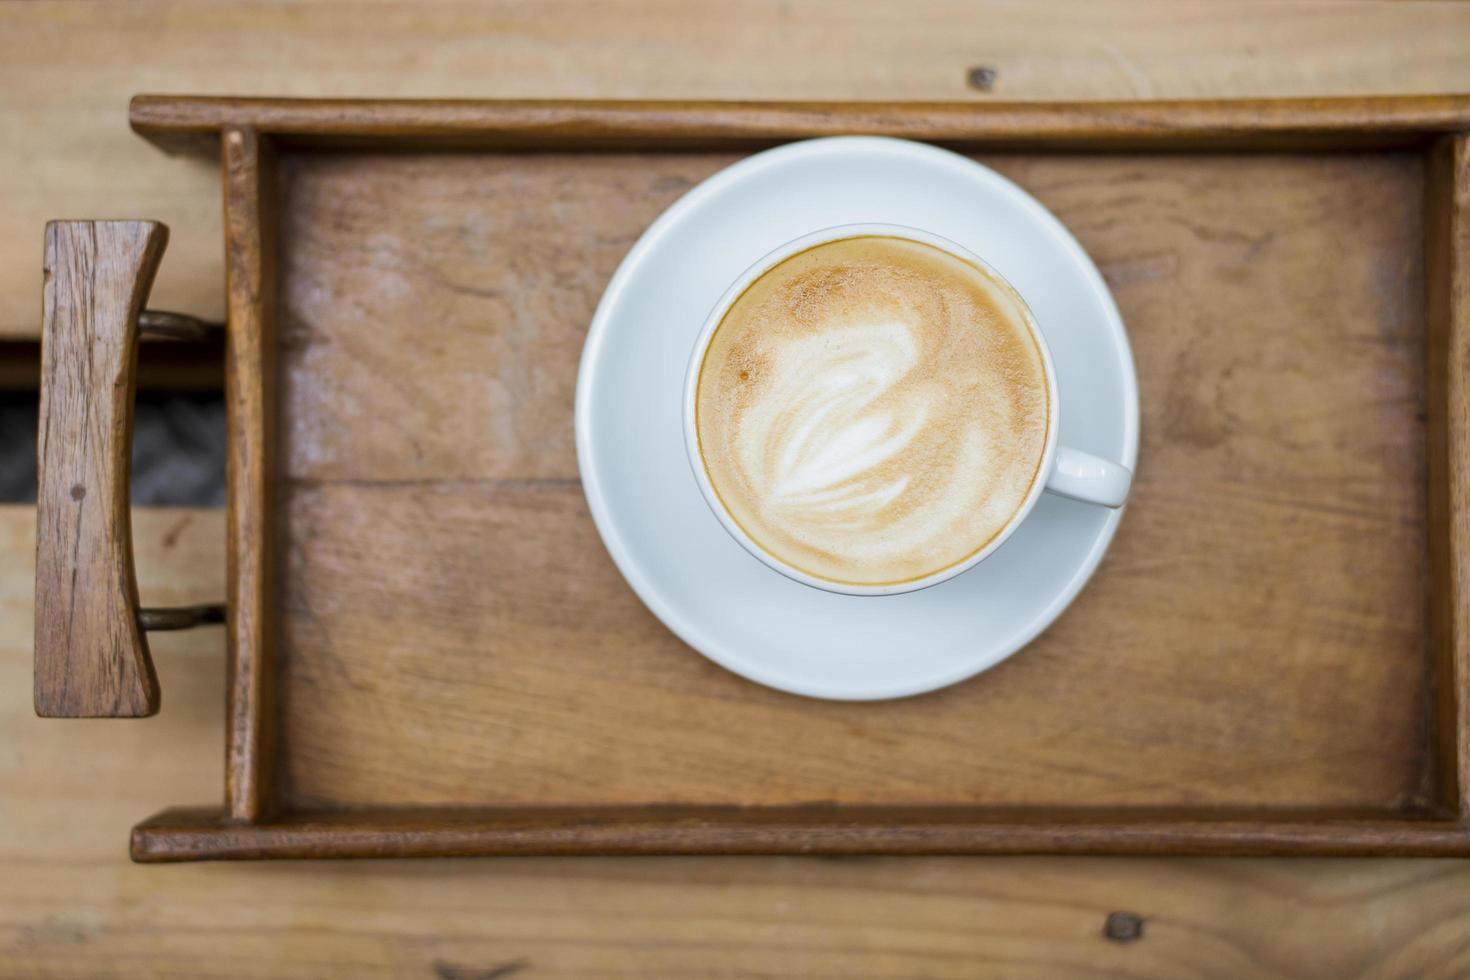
(574, 137, 1139, 700)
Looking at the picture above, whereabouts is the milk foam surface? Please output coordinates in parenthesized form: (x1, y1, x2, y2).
(696, 236, 1050, 586)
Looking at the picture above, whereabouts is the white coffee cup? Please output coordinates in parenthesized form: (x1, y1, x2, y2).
(683, 223, 1132, 597)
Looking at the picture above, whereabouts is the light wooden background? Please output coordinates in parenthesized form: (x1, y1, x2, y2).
(5, 1, 1470, 976)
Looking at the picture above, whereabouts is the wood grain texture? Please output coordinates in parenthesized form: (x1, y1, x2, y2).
(131, 808, 1470, 861)
(8, 0, 1470, 337)
(1426, 133, 1470, 819)
(34, 221, 168, 718)
(269, 149, 1432, 822)
(8, 0, 1470, 964)
(5, 508, 1470, 973)
(222, 128, 278, 822)
(129, 94, 1470, 155)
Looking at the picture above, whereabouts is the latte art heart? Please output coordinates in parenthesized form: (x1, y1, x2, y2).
(759, 321, 925, 514)
(696, 236, 1050, 587)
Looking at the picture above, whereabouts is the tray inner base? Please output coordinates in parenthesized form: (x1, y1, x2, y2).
(271, 147, 1432, 814)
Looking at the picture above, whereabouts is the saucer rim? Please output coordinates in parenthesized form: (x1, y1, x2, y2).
(574, 135, 1140, 701)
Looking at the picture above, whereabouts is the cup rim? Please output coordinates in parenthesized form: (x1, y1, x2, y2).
(682, 222, 1062, 597)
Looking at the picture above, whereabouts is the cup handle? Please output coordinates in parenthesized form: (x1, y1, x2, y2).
(1044, 446, 1132, 508)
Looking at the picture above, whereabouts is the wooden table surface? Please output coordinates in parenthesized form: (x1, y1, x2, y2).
(5, 2, 1470, 975)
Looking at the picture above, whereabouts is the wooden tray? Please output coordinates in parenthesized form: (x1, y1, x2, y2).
(33, 96, 1470, 860)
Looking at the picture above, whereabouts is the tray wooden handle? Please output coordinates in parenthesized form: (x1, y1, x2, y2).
(35, 220, 171, 717)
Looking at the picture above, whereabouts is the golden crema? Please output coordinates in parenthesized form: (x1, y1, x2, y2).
(695, 236, 1050, 587)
